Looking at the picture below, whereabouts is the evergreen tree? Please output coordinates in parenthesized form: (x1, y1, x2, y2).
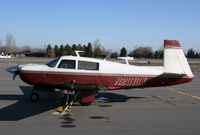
(59, 44, 64, 56)
(110, 52, 118, 58)
(154, 51, 158, 59)
(83, 45, 87, 51)
(77, 44, 83, 50)
(154, 49, 163, 59)
(187, 48, 195, 58)
(120, 47, 127, 57)
(54, 45, 59, 57)
(158, 50, 164, 59)
(82, 45, 87, 56)
(86, 42, 93, 57)
(72, 44, 77, 51)
(64, 44, 72, 55)
(71, 44, 77, 55)
(195, 52, 199, 58)
(46, 44, 54, 57)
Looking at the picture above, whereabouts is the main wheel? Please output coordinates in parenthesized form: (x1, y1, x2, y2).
(30, 93, 39, 102)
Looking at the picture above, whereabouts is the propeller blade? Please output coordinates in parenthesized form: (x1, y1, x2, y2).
(13, 74, 17, 80)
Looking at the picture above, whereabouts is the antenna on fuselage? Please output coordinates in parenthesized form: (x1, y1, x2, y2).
(104, 55, 110, 60)
(75, 50, 84, 57)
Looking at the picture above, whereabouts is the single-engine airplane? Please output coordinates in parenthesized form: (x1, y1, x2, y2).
(6, 40, 194, 112)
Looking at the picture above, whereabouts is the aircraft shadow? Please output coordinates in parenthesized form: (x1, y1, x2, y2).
(0, 86, 144, 121)
(0, 86, 57, 121)
(96, 92, 144, 102)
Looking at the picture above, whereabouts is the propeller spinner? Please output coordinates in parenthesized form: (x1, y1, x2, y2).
(6, 66, 20, 80)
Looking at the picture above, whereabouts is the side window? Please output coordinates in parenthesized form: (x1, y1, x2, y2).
(78, 61, 99, 70)
(58, 60, 76, 69)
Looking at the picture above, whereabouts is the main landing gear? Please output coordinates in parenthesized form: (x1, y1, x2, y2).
(55, 89, 97, 113)
(29, 87, 97, 113)
(63, 91, 80, 112)
(30, 88, 39, 102)
(55, 89, 80, 113)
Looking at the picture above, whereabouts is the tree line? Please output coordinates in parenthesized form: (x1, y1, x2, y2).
(45, 41, 164, 59)
(46, 43, 200, 59)
(0, 34, 199, 59)
(186, 48, 200, 58)
(45, 39, 161, 59)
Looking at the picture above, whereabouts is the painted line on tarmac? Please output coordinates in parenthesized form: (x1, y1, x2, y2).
(168, 87, 200, 100)
(96, 98, 199, 102)
(127, 98, 198, 101)
(174, 86, 200, 88)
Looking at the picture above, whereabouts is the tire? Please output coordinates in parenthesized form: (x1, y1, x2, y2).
(30, 93, 39, 102)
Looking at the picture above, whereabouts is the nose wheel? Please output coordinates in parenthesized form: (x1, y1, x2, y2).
(30, 92, 39, 102)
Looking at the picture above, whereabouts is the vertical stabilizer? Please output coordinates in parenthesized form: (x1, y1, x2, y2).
(164, 40, 193, 77)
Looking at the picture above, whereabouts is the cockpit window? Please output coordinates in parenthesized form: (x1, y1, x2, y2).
(46, 57, 60, 67)
(78, 61, 99, 70)
(58, 60, 76, 69)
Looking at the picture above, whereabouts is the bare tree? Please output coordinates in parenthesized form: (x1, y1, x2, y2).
(130, 46, 154, 58)
(5, 34, 18, 53)
(0, 46, 11, 54)
(92, 40, 110, 58)
(22, 45, 31, 52)
(93, 40, 101, 57)
(0, 38, 3, 46)
(6, 34, 16, 47)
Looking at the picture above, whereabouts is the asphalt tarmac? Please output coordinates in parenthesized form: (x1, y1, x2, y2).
(0, 64, 200, 135)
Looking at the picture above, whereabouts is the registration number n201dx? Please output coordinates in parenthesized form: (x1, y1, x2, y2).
(114, 77, 148, 86)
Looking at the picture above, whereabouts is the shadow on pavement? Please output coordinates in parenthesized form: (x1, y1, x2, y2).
(0, 86, 57, 121)
(96, 92, 145, 102)
(0, 86, 145, 121)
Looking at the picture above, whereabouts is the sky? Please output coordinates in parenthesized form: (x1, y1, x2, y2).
(0, 0, 200, 52)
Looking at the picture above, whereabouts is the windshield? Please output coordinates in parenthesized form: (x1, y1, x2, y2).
(46, 57, 60, 67)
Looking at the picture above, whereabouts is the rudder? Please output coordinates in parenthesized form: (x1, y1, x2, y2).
(163, 40, 193, 78)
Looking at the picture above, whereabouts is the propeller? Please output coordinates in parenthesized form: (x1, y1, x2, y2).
(13, 71, 20, 80)
(6, 65, 20, 80)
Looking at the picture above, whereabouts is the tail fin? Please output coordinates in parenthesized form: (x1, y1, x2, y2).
(164, 40, 193, 77)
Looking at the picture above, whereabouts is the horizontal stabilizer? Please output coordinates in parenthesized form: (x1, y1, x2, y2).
(162, 72, 186, 78)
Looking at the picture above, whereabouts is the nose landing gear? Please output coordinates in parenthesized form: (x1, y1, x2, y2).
(30, 92, 39, 102)
(30, 87, 40, 102)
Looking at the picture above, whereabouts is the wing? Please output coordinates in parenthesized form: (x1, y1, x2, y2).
(56, 81, 109, 91)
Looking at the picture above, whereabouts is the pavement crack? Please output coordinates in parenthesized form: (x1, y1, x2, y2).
(152, 96, 176, 106)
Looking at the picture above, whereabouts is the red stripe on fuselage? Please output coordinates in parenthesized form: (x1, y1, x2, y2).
(19, 71, 193, 90)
